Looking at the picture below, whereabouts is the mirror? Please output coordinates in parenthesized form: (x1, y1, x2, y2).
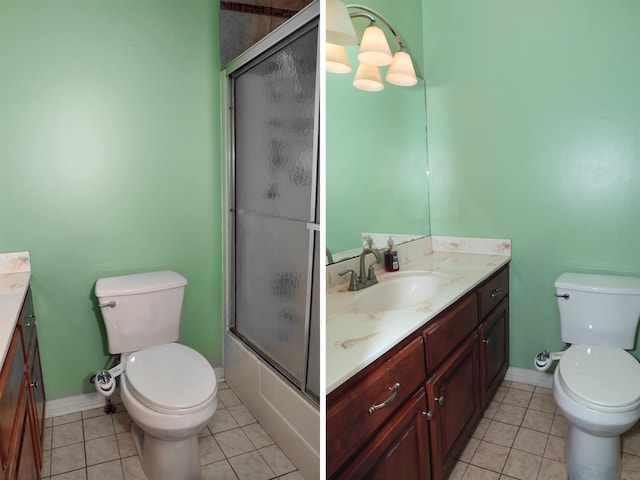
(326, 45, 430, 262)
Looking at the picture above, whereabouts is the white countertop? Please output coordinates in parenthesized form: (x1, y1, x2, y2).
(0, 252, 31, 365)
(326, 237, 511, 393)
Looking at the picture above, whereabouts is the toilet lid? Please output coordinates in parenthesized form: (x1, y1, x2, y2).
(558, 345, 640, 411)
(124, 343, 217, 415)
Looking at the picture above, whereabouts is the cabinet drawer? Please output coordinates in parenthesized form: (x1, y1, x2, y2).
(423, 293, 478, 373)
(477, 266, 509, 319)
(327, 337, 426, 477)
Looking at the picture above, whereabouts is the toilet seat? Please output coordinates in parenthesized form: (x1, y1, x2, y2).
(124, 343, 217, 415)
(558, 345, 640, 413)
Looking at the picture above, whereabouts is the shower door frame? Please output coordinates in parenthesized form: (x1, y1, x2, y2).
(222, 2, 320, 406)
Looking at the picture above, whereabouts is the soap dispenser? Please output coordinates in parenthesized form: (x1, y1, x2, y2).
(384, 237, 399, 272)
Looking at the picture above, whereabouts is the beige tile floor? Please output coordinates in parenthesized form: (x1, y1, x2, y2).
(41, 381, 305, 480)
(447, 379, 640, 480)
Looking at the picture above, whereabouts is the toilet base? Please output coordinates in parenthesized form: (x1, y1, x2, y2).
(565, 424, 621, 480)
(132, 422, 201, 480)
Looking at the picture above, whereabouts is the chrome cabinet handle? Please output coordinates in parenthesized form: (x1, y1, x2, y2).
(30, 380, 39, 389)
(435, 395, 445, 406)
(482, 338, 490, 345)
(422, 410, 433, 420)
(490, 287, 503, 298)
(368, 383, 400, 414)
(24, 313, 36, 328)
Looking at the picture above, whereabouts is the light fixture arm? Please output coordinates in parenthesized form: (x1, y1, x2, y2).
(346, 4, 406, 50)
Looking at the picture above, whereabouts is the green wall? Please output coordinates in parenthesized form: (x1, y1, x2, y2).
(0, 0, 222, 399)
(425, 0, 640, 369)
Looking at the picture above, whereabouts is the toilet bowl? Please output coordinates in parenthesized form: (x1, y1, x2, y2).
(95, 270, 219, 480)
(120, 343, 218, 480)
(552, 345, 640, 479)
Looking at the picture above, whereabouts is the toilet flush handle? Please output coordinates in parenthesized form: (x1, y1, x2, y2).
(99, 300, 116, 308)
(554, 293, 570, 299)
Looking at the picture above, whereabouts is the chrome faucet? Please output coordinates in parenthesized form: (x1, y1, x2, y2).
(359, 248, 382, 285)
(326, 247, 334, 265)
(339, 248, 383, 291)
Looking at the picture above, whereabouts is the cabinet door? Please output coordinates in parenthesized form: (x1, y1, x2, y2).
(16, 386, 38, 480)
(426, 333, 480, 480)
(27, 339, 45, 470)
(479, 298, 509, 409)
(0, 328, 26, 472)
(335, 388, 431, 480)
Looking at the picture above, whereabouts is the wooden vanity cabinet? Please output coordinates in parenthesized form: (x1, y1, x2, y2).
(0, 288, 45, 480)
(327, 265, 510, 480)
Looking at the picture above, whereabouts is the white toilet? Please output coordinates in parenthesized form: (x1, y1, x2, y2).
(95, 270, 218, 480)
(552, 272, 640, 479)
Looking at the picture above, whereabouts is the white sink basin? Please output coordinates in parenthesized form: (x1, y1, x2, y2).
(352, 271, 447, 313)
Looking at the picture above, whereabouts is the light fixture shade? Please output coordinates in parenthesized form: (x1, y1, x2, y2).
(353, 63, 384, 92)
(326, 0, 357, 46)
(386, 50, 418, 86)
(326, 43, 352, 73)
(357, 24, 393, 66)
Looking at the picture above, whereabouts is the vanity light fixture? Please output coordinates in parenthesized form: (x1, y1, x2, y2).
(326, 0, 417, 91)
(353, 62, 384, 91)
(326, 42, 352, 73)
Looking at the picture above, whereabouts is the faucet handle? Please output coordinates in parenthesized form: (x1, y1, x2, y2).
(366, 265, 379, 287)
(339, 269, 359, 291)
(367, 265, 378, 282)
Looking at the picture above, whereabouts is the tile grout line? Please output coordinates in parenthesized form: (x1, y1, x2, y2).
(42, 382, 304, 480)
(449, 379, 640, 480)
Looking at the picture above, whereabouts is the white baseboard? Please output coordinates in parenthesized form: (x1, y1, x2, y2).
(45, 392, 109, 418)
(46, 367, 225, 419)
(47, 366, 548, 419)
(505, 366, 553, 389)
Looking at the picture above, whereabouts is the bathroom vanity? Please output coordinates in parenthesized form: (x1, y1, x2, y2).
(326, 238, 511, 480)
(0, 253, 45, 480)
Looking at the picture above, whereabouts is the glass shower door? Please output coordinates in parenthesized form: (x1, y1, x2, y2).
(229, 18, 319, 399)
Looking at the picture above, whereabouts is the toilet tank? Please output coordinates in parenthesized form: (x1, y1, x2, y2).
(95, 270, 188, 354)
(555, 273, 640, 349)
